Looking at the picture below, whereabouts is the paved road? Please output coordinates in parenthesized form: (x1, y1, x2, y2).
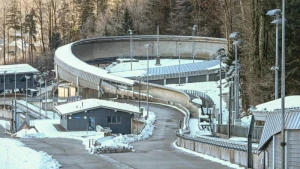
(20, 102, 230, 169)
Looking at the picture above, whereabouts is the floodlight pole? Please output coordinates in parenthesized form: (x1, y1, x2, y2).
(178, 42, 181, 86)
(234, 43, 239, 120)
(14, 71, 17, 132)
(3, 71, 7, 110)
(192, 25, 197, 63)
(219, 53, 223, 124)
(281, 0, 286, 168)
(145, 44, 150, 120)
(138, 76, 141, 111)
(129, 29, 133, 71)
(275, 15, 279, 100)
(25, 75, 28, 118)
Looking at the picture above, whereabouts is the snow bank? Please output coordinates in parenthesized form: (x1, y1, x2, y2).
(0, 138, 61, 169)
(14, 128, 45, 138)
(93, 111, 156, 154)
(0, 120, 9, 128)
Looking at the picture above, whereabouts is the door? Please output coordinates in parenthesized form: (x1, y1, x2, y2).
(89, 117, 95, 131)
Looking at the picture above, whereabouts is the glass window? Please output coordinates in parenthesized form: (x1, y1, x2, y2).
(108, 116, 121, 124)
(112, 116, 116, 123)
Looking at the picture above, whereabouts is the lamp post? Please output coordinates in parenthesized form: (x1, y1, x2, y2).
(178, 42, 181, 86)
(281, 1, 286, 168)
(144, 44, 151, 120)
(192, 25, 197, 63)
(266, 9, 281, 100)
(217, 48, 225, 124)
(14, 71, 17, 132)
(129, 29, 133, 71)
(3, 71, 7, 110)
(25, 75, 30, 118)
(229, 32, 241, 121)
(138, 76, 141, 111)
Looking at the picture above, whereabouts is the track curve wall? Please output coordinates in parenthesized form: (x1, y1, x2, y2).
(54, 35, 227, 117)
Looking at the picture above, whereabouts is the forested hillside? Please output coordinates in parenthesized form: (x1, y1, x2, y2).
(0, 0, 299, 110)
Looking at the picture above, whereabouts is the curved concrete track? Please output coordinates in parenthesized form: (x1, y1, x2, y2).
(20, 102, 230, 169)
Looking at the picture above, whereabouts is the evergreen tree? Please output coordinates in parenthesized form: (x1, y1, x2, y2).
(79, 0, 96, 38)
(121, 8, 134, 35)
(6, 0, 21, 64)
(23, 8, 37, 65)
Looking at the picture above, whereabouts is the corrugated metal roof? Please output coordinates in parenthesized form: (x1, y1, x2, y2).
(148, 60, 219, 76)
(257, 111, 300, 150)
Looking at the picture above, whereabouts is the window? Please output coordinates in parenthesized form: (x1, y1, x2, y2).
(108, 116, 121, 124)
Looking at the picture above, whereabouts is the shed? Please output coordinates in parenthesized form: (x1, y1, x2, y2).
(0, 64, 39, 93)
(257, 111, 300, 169)
(54, 99, 141, 134)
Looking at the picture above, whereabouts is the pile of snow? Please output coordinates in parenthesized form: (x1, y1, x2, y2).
(93, 111, 156, 154)
(254, 95, 300, 112)
(0, 120, 9, 128)
(13, 128, 45, 138)
(241, 115, 252, 126)
(0, 138, 61, 169)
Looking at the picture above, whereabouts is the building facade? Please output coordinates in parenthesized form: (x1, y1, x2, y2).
(0, 64, 39, 93)
(55, 99, 141, 134)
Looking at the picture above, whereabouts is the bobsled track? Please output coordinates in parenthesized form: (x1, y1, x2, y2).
(54, 35, 227, 128)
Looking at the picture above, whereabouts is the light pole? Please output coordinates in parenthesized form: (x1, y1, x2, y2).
(178, 42, 181, 86)
(138, 76, 141, 112)
(3, 71, 7, 110)
(192, 25, 197, 63)
(229, 32, 241, 121)
(25, 75, 30, 118)
(281, 0, 286, 168)
(266, 9, 281, 100)
(14, 71, 17, 132)
(144, 44, 151, 120)
(155, 26, 160, 66)
(129, 29, 133, 71)
(217, 48, 225, 124)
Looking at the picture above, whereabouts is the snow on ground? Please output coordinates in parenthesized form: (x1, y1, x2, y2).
(241, 115, 252, 126)
(107, 59, 204, 73)
(254, 95, 300, 111)
(189, 118, 200, 136)
(168, 80, 229, 124)
(0, 138, 61, 169)
(0, 120, 9, 128)
(172, 141, 245, 169)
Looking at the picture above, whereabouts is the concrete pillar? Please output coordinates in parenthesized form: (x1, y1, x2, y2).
(164, 79, 166, 85)
(186, 76, 189, 83)
(206, 74, 209, 81)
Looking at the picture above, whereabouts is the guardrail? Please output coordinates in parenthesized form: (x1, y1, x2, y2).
(217, 124, 263, 141)
(176, 131, 255, 152)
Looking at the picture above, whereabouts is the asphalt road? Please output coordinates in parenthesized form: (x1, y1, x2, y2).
(18, 102, 230, 169)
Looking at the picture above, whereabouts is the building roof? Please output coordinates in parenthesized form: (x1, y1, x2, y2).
(254, 95, 300, 112)
(0, 64, 39, 75)
(257, 111, 300, 151)
(54, 99, 141, 115)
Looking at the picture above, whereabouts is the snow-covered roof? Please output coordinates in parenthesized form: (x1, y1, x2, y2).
(0, 64, 39, 75)
(54, 99, 141, 115)
(254, 95, 300, 112)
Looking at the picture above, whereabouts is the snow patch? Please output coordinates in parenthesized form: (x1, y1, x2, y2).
(0, 138, 61, 169)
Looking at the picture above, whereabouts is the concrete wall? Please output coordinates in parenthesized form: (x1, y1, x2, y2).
(176, 136, 264, 168)
(72, 36, 227, 62)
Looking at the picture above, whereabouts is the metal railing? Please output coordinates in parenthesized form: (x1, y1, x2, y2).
(217, 124, 263, 141)
(176, 130, 251, 152)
